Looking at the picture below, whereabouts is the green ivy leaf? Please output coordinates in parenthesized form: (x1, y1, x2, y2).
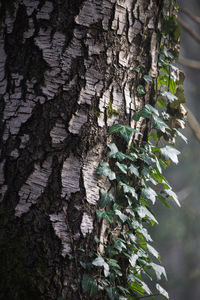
(137, 85, 146, 95)
(129, 164, 139, 177)
(164, 188, 180, 207)
(150, 263, 167, 280)
(174, 129, 188, 143)
(107, 259, 121, 269)
(137, 227, 153, 242)
(158, 194, 171, 208)
(119, 181, 138, 199)
(161, 91, 178, 102)
(99, 189, 115, 209)
(108, 143, 127, 161)
(115, 210, 128, 223)
(92, 255, 110, 277)
(115, 162, 128, 174)
(106, 287, 119, 300)
(156, 283, 169, 299)
(153, 115, 169, 133)
(97, 162, 116, 180)
(157, 97, 167, 108)
(141, 187, 157, 204)
(96, 210, 114, 223)
(129, 253, 138, 268)
(82, 273, 99, 296)
(136, 206, 158, 224)
(114, 238, 127, 252)
(147, 244, 160, 260)
(109, 124, 141, 142)
(134, 67, 140, 73)
(108, 143, 118, 156)
(160, 145, 180, 164)
(143, 75, 153, 82)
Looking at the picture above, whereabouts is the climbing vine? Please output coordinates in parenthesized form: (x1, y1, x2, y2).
(81, 1, 186, 299)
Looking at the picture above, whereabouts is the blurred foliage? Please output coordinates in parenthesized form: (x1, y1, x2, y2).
(151, 0, 200, 298)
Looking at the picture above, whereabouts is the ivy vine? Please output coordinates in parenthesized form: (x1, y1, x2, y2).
(81, 1, 186, 299)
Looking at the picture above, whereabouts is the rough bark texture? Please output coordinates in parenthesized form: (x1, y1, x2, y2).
(0, 0, 162, 299)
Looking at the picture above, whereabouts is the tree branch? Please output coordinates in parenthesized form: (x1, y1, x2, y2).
(178, 17, 200, 44)
(185, 106, 200, 142)
(179, 7, 200, 24)
(179, 57, 200, 70)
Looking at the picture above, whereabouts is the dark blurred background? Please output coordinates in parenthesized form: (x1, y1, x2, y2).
(151, 1, 200, 299)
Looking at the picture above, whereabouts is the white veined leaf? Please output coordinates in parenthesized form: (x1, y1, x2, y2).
(137, 227, 153, 242)
(92, 256, 110, 277)
(160, 145, 180, 164)
(115, 210, 128, 223)
(161, 91, 178, 102)
(115, 162, 128, 174)
(129, 254, 138, 268)
(137, 206, 158, 224)
(150, 262, 167, 280)
(156, 283, 169, 299)
(164, 188, 181, 207)
(141, 186, 157, 204)
(97, 162, 116, 180)
(147, 244, 160, 260)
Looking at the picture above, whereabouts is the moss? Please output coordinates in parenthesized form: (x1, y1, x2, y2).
(106, 99, 120, 119)
(93, 104, 100, 118)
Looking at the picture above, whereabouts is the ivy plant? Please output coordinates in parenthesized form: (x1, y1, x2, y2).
(81, 1, 186, 299)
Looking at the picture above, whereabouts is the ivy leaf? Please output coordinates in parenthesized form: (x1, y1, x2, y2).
(137, 227, 153, 242)
(141, 187, 157, 204)
(82, 273, 99, 296)
(161, 91, 178, 103)
(92, 255, 110, 277)
(174, 129, 188, 143)
(109, 124, 141, 142)
(147, 244, 160, 260)
(156, 283, 169, 299)
(115, 162, 128, 174)
(140, 281, 151, 295)
(108, 143, 127, 161)
(97, 162, 116, 180)
(134, 66, 140, 73)
(136, 206, 158, 224)
(107, 143, 118, 156)
(107, 259, 121, 269)
(96, 210, 114, 223)
(117, 285, 129, 295)
(137, 85, 146, 95)
(106, 287, 119, 300)
(143, 75, 153, 82)
(129, 164, 139, 177)
(115, 210, 128, 223)
(158, 194, 171, 208)
(99, 189, 115, 209)
(164, 188, 180, 207)
(157, 97, 167, 108)
(145, 104, 159, 116)
(114, 238, 127, 252)
(129, 253, 138, 268)
(133, 104, 158, 121)
(150, 263, 167, 280)
(153, 115, 169, 133)
(160, 145, 180, 164)
(119, 181, 138, 199)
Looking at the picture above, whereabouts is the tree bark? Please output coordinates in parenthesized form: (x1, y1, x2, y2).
(0, 0, 163, 299)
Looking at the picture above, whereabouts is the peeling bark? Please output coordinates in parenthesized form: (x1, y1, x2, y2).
(0, 0, 163, 299)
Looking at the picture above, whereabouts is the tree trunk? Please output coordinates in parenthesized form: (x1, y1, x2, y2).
(0, 0, 163, 299)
